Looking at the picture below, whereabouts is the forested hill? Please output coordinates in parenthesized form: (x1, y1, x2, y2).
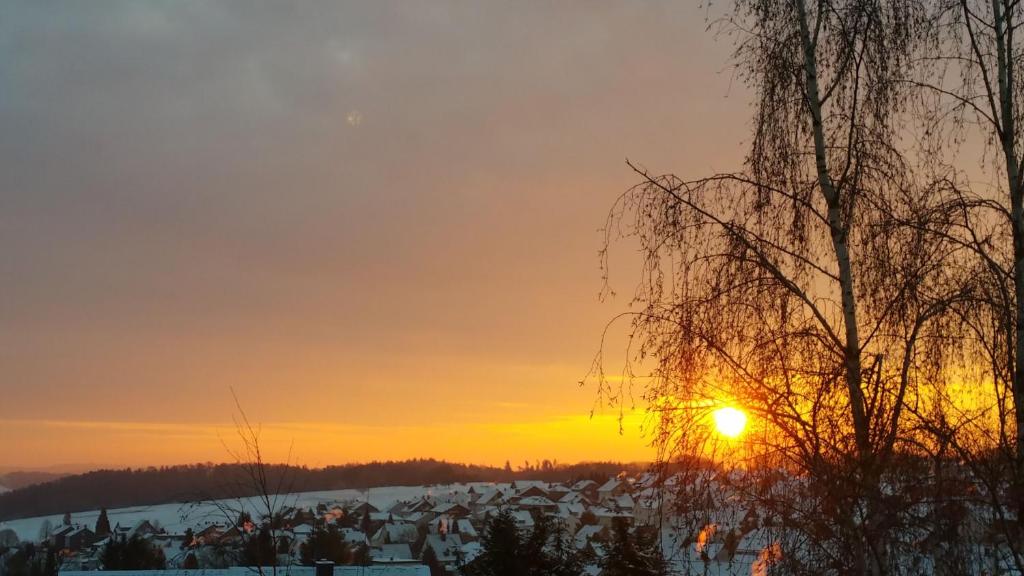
(0, 459, 642, 521)
(0, 471, 67, 491)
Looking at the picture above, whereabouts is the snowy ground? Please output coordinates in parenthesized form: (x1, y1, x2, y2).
(0, 483, 489, 543)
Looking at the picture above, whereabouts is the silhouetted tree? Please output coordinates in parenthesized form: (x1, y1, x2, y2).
(94, 508, 110, 537)
(351, 543, 372, 566)
(906, 3, 1024, 571)
(101, 535, 166, 570)
(596, 0, 968, 573)
(185, 390, 302, 576)
(3, 546, 30, 576)
(236, 511, 253, 529)
(276, 535, 290, 555)
(359, 509, 372, 536)
(463, 509, 584, 576)
(463, 509, 522, 576)
(412, 523, 429, 558)
(243, 526, 276, 567)
(422, 545, 445, 576)
(299, 523, 350, 566)
(0, 528, 18, 549)
(548, 522, 585, 576)
(41, 547, 57, 576)
(522, 513, 584, 576)
(2, 543, 55, 576)
(599, 518, 665, 576)
(36, 521, 51, 543)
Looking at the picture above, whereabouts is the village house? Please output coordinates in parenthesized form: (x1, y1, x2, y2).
(371, 522, 419, 546)
(573, 524, 606, 551)
(507, 510, 534, 529)
(470, 488, 504, 512)
(431, 502, 470, 519)
(370, 543, 413, 563)
(508, 482, 549, 504)
(61, 567, 428, 576)
(339, 528, 367, 547)
(593, 508, 632, 530)
(421, 533, 464, 568)
(517, 495, 558, 514)
(18, 471, 690, 576)
(194, 524, 225, 545)
(64, 527, 96, 552)
(454, 519, 478, 543)
(49, 525, 74, 550)
(597, 478, 629, 503)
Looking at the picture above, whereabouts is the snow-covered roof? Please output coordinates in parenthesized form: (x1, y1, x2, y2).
(556, 503, 585, 517)
(371, 543, 413, 562)
(339, 528, 367, 546)
(517, 496, 557, 507)
(61, 569, 428, 576)
(387, 501, 409, 514)
(455, 519, 477, 537)
(512, 480, 549, 491)
(614, 493, 635, 509)
(431, 502, 469, 515)
(422, 533, 463, 562)
(508, 510, 534, 528)
(374, 522, 418, 544)
(407, 497, 435, 512)
(571, 480, 597, 491)
(460, 541, 483, 564)
(51, 525, 75, 537)
(574, 524, 603, 549)
(415, 512, 443, 526)
(474, 488, 504, 505)
(558, 491, 584, 504)
(592, 507, 631, 519)
(128, 520, 157, 537)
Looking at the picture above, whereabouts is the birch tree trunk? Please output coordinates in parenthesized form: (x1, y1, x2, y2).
(986, 0, 1024, 532)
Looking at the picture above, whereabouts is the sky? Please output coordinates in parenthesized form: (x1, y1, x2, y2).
(0, 1, 748, 470)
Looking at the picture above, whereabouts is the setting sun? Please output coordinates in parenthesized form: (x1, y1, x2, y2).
(712, 406, 747, 438)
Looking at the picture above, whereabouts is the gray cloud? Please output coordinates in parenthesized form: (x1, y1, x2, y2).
(0, 1, 746, 428)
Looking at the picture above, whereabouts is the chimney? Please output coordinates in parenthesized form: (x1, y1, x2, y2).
(315, 560, 334, 576)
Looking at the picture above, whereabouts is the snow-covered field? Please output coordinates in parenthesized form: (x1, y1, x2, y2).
(0, 483, 486, 543)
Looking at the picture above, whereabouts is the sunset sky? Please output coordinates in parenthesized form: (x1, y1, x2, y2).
(0, 1, 748, 469)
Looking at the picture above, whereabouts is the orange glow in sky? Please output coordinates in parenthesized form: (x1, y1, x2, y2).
(0, 3, 746, 471)
(0, 410, 654, 470)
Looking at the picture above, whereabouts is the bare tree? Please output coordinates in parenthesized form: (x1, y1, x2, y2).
(594, 1, 969, 574)
(183, 390, 301, 575)
(872, 0, 1024, 571)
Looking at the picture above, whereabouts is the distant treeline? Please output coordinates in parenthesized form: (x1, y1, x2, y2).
(0, 472, 66, 491)
(0, 459, 645, 521)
